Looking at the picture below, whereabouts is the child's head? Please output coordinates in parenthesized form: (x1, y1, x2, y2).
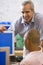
(24, 29, 40, 51)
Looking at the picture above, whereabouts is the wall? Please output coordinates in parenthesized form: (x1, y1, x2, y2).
(0, 0, 43, 22)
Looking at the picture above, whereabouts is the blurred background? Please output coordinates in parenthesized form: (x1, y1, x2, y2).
(0, 0, 43, 22)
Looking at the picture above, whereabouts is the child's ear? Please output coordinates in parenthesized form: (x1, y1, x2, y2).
(27, 39, 29, 43)
(24, 39, 29, 44)
(24, 39, 29, 46)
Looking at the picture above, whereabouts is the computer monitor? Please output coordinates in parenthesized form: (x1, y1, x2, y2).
(0, 47, 10, 65)
(0, 31, 14, 55)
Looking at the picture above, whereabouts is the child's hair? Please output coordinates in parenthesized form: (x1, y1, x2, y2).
(24, 29, 40, 46)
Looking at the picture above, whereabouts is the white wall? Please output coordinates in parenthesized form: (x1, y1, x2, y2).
(32, 0, 43, 14)
(0, 0, 43, 22)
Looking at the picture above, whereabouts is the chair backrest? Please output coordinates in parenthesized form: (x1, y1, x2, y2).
(0, 47, 10, 65)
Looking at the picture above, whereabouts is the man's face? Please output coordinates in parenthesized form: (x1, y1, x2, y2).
(21, 4, 34, 24)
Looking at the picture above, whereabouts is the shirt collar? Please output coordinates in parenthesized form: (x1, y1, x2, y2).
(21, 15, 34, 24)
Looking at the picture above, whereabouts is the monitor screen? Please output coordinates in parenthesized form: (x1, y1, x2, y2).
(0, 31, 14, 54)
(0, 52, 6, 65)
(0, 47, 10, 65)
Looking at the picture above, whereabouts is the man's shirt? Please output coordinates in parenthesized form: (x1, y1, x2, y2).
(9, 13, 43, 40)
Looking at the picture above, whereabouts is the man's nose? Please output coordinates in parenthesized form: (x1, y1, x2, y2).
(23, 12, 28, 17)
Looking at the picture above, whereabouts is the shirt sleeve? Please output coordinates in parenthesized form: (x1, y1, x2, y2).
(8, 22, 15, 31)
(38, 14, 43, 41)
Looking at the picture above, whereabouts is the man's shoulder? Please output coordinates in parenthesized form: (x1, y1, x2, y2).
(15, 17, 22, 24)
(14, 17, 23, 28)
(34, 13, 43, 19)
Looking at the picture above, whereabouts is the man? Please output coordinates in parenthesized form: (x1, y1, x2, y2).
(9, 0, 43, 40)
(20, 29, 43, 65)
(0, 0, 43, 55)
(0, 0, 43, 37)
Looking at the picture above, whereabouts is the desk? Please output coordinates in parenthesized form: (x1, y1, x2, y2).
(14, 50, 23, 56)
(10, 54, 23, 65)
(11, 62, 20, 65)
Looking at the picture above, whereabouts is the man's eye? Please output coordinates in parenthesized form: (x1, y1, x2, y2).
(22, 11, 24, 14)
(26, 11, 30, 13)
(21, 11, 31, 14)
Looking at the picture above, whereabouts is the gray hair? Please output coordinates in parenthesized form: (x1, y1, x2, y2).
(22, 0, 34, 11)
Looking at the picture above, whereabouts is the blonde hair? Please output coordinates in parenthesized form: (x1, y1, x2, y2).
(24, 29, 40, 46)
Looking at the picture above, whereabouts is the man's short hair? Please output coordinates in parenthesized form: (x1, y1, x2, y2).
(22, 0, 34, 11)
(24, 29, 40, 46)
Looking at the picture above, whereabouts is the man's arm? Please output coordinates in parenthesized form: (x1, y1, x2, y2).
(37, 14, 43, 45)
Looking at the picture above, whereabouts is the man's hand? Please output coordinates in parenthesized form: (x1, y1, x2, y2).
(0, 26, 6, 32)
